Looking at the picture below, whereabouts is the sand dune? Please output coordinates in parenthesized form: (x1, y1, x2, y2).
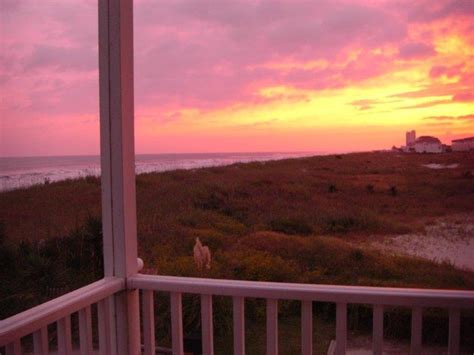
(369, 215, 474, 271)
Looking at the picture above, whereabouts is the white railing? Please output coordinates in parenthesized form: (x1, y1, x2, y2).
(0, 277, 124, 355)
(129, 274, 474, 355)
(1, 274, 474, 354)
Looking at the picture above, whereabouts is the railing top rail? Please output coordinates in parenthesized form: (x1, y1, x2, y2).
(129, 274, 474, 308)
(0, 277, 124, 346)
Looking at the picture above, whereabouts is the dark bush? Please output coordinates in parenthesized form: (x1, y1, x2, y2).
(389, 186, 398, 196)
(325, 216, 359, 233)
(324, 213, 382, 234)
(351, 249, 365, 262)
(269, 217, 313, 235)
(0, 216, 103, 319)
(193, 190, 227, 210)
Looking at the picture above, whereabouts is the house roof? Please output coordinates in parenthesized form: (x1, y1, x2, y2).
(415, 136, 441, 144)
(452, 137, 474, 143)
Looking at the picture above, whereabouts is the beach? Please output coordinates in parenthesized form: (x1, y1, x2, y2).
(0, 152, 316, 191)
(367, 214, 474, 271)
(1, 151, 474, 351)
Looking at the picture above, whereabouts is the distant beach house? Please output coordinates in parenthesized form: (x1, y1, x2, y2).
(452, 137, 474, 151)
(406, 130, 416, 146)
(413, 136, 443, 153)
(402, 130, 443, 153)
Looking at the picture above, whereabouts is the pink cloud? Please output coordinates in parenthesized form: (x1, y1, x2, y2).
(398, 42, 436, 60)
(430, 64, 464, 78)
(400, 0, 474, 22)
(133, 0, 409, 109)
(1, 0, 473, 155)
(453, 92, 474, 102)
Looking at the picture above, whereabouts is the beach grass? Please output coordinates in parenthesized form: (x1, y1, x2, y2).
(1, 151, 474, 350)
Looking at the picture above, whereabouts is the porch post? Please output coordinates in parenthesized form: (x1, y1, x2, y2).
(99, 0, 140, 354)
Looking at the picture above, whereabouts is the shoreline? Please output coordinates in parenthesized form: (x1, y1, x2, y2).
(2, 149, 467, 193)
(1, 151, 325, 192)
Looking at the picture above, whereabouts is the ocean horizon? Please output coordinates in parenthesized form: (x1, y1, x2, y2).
(0, 151, 329, 191)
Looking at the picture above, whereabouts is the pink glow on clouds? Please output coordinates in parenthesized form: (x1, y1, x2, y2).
(0, 0, 473, 156)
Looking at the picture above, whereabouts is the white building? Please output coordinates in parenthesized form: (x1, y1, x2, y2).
(406, 130, 416, 146)
(401, 130, 416, 152)
(452, 137, 474, 151)
(414, 136, 443, 153)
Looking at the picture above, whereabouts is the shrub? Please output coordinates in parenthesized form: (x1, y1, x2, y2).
(224, 250, 299, 282)
(322, 213, 382, 234)
(0, 216, 103, 319)
(193, 189, 228, 211)
(269, 217, 313, 235)
(389, 186, 398, 196)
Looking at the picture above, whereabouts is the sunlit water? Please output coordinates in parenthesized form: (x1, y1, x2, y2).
(0, 152, 320, 191)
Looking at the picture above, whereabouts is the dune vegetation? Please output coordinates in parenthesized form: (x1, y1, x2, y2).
(1, 151, 474, 351)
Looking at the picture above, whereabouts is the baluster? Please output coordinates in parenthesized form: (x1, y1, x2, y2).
(5, 340, 21, 355)
(372, 305, 383, 355)
(170, 292, 184, 355)
(201, 294, 214, 355)
(79, 306, 93, 355)
(448, 308, 460, 355)
(335, 303, 347, 355)
(301, 300, 312, 355)
(142, 290, 156, 355)
(410, 307, 422, 355)
(266, 299, 278, 355)
(33, 327, 48, 355)
(57, 315, 73, 355)
(98, 297, 115, 355)
(233, 296, 245, 355)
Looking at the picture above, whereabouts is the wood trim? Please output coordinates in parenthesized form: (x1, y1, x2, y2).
(0, 278, 124, 346)
(129, 274, 474, 308)
(99, 0, 140, 353)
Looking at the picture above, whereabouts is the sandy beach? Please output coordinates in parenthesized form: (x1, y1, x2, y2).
(368, 214, 474, 271)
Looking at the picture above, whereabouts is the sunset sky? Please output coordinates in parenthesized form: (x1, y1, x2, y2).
(1, 0, 473, 156)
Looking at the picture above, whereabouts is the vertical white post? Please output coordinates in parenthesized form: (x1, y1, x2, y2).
(79, 306, 93, 355)
(57, 316, 73, 355)
(335, 303, 347, 355)
(142, 290, 156, 355)
(33, 327, 48, 355)
(5, 340, 21, 355)
(266, 299, 278, 355)
(372, 304, 383, 355)
(98, 297, 116, 355)
(448, 308, 460, 355)
(170, 293, 184, 355)
(410, 307, 422, 355)
(201, 294, 214, 355)
(99, 0, 139, 354)
(301, 300, 312, 355)
(233, 296, 245, 355)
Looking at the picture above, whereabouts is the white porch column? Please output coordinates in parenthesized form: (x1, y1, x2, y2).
(99, 0, 140, 354)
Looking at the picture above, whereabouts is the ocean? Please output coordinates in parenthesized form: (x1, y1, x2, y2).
(0, 152, 317, 192)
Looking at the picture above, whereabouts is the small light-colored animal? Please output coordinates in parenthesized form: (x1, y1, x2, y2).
(193, 237, 211, 271)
